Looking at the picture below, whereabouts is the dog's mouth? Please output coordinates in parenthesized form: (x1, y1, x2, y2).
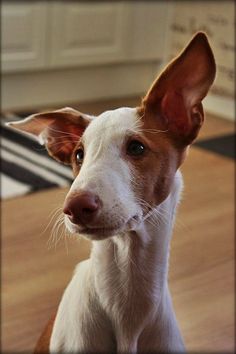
(65, 214, 142, 240)
(79, 226, 123, 239)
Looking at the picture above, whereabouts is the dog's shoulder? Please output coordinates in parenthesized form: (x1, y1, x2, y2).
(34, 313, 57, 354)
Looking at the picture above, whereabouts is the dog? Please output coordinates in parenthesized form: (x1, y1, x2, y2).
(8, 32, 216, 353)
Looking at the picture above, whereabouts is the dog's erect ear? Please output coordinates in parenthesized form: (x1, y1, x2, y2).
(7, 107, 92, 164)
(142, 32, 216, 145)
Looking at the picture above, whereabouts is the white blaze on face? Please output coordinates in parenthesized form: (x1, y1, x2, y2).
(66, 107, 143, 232)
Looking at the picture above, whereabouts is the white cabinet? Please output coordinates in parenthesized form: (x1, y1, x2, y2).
(2, 2, 168, 110)
(2, 2, 167, 72)
(2, 2, 48, 72)
(49, 3, 130, 68)
(123, 2, 169, 62)
(48, 2, 168, 67)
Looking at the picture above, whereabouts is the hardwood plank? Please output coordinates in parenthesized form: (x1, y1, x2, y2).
(170, 147, 234, 352)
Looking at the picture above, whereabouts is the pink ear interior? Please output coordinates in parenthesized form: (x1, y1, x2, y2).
(8, 108, 91, 164)
(142, 32, 216, 144)
(44, 119, 86, 164)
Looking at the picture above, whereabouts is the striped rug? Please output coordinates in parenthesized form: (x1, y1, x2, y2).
(1, 113, 73, 199)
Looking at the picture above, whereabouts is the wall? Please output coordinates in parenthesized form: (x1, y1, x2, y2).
(167, 0, 235, 120)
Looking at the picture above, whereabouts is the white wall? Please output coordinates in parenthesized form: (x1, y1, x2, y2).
(166, 1, 235, 120)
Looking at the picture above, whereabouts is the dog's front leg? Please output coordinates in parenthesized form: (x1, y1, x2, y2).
(138, 286, 185, 353)
(50, 260, 116, 353)
(116, 337, 138, 354)
(159, 287, 185, 352)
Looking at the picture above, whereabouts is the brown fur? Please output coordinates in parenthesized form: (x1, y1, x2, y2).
(125, 114, 183, 210)
(129, 32, 216, 209)
(34, 315, 56, 354)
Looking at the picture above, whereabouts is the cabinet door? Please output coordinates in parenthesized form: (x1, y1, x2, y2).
(124, 2, 169, 62)
(49, 3, 130, 68)
(2, 2, 47, 72)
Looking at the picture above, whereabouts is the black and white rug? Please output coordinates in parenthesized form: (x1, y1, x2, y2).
(1, 112, 235, 200)
(1, 113, 73, 199)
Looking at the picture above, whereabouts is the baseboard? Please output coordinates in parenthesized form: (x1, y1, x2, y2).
(203, 94, 235, 121)
(2, 62, 159, 111)
(3, 66, 234, 123)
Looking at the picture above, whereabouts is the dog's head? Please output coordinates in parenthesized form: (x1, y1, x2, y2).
(9, 32, 216, 240)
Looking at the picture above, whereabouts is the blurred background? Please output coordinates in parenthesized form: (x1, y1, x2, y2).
(1, 1, 235, 353)
(1, 1, 234, 116)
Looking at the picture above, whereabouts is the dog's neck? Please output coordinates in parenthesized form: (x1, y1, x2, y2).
(90, 171, 183, 322)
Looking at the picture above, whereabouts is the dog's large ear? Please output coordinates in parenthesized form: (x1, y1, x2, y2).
(142, 32, 216, 145)
(7, 107, 92, 164)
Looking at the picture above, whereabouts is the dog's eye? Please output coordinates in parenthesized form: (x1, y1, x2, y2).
(127, 140, 145, 156)
(75, 148, 84, 164)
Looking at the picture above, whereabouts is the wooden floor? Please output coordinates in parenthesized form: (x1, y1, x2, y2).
(2, 97, 235, 353)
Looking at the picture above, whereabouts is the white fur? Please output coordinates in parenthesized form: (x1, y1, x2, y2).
(50, 108, 185, 353)
(65, 108, 143, 238)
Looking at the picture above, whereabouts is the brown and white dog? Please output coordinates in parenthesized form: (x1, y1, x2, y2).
(9, 32, 216, 353)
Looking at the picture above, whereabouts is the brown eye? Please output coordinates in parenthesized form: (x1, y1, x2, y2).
(75, 148, 84, 164)
(127, 140, 145, 156)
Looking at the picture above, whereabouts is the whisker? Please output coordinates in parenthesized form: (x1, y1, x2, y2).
(47, 213, 65, 250)
(40, 207, 63, 237)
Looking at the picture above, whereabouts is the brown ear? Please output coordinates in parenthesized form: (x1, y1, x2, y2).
(7, 107, 92, 164)
(142, 32, 216, 145)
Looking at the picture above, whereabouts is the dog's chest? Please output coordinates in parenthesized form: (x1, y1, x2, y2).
(94, 242, 160, 337)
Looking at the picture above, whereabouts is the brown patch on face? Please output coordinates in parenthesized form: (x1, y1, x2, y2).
(126, 107, 186, 210)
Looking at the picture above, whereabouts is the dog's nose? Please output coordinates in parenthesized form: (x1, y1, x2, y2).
(63, 191, 100, 225)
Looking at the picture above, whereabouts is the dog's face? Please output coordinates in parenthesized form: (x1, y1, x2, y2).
(64, 106, 183, 239)
(9, 32, 216, 240)
(66, 107, 144, 238)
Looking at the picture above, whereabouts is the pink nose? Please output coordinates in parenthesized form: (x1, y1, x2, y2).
(63, 191, 100, 225)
